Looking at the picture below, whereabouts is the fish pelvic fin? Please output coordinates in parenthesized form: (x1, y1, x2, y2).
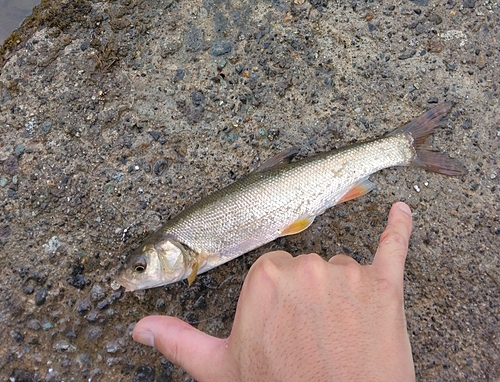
(338, 177, 375, 204)
(280, 216, 314, 236)
(391, 102, 467, 176)
(187, 260, 199, 286)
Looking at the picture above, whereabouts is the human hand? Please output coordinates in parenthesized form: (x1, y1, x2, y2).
(133, 202, 415, 381)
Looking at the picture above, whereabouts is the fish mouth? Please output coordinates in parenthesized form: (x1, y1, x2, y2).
(114, 274, 139, 292)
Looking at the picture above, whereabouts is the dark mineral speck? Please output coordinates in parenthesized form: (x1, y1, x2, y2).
(35, 288, 48, 306)
(12, 331, 24, 343)
(23, 284, 35, 295)
(191, 90, 205, 107)
(133, 365, 155, 382)
(153, 158, 169, 176)
(149, 131, 160, 141)
(398, 51, 417, 60)
(67, 263, 85, 290)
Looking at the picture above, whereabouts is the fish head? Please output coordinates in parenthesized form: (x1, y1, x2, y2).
(115, 235, 191, 291)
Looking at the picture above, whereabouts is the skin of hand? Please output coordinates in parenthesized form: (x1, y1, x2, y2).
(133, 202, 416, 382)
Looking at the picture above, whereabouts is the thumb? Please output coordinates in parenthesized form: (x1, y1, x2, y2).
(133, 315, 229, 382)
(371, 202, 412, 286)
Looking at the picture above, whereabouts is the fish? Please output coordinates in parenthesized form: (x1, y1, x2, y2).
(115, 102, 466, 291)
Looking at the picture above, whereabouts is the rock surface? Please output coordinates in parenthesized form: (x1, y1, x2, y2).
(0, 0, 499, 380)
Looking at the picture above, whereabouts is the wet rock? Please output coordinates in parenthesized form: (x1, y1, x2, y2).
(35, 287, 48, 306)
(133, 365, 155, 382)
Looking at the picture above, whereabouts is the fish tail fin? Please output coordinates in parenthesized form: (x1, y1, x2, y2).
(390, 102, 467, 176)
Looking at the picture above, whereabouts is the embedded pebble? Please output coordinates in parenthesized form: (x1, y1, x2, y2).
(133, 365, 155, 382)
(35, 288, 48, 306)
(90, 284, 105, 302)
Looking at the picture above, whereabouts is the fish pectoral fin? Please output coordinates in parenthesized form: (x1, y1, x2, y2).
(280, 216, 315, 237)
(256, 147, 300, 173)
(187, 261, 199, 286)
(337, 177, 375, 204)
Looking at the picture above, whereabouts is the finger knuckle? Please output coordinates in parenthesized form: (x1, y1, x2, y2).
(248, 256, 281, 285)
(379, 229, 408, 249)
(296, 253, 328, 280)
(342, 260, 363, 281)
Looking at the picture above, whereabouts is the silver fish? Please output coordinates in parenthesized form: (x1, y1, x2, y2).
(116, 103, 465, 291)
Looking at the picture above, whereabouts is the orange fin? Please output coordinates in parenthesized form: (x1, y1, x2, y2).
(280, 216, 314, 236)
(187, 261, 199, 286)
(338, 177, 375, 204)
(256, 147, 299, 173)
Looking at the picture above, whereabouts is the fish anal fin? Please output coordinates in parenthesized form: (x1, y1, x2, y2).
(256, 147, 299, 173)
(338, 178, 375, 204)
(280, 216, 314, 237)
(187, 261, 199, 286)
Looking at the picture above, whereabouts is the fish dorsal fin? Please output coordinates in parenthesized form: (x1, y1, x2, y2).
(256, 147, 300, 173)
(279, 215, 315, 237)
(337, 177, 375, 204)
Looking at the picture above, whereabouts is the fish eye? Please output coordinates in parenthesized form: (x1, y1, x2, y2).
(133, 257, 147, 273)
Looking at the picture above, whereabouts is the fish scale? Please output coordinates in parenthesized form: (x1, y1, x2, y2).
(116, 103, 466, 291)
